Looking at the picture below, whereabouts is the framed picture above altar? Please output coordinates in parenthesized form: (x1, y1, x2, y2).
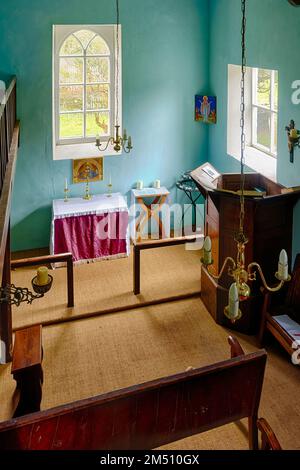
(72, 158, 103, 184)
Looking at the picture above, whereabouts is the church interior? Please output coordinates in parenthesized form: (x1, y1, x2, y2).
(0, 0, 300, 452)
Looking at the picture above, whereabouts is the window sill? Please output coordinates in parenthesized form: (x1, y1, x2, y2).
(229, 146, 277, 182)
(53, 141, 122, 160)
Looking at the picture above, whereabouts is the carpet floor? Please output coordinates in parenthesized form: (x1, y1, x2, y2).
(1, 296, 299, 449)
(11, 245, 201, 330)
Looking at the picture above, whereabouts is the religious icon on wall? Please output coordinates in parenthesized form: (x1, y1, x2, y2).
(72, 158, 103, 183)
(195, 95, 217, 124)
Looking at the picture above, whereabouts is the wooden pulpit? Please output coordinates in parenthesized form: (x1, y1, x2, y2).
(191, 164, 300, 334)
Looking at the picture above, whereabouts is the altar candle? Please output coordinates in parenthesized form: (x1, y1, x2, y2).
(154, 179, 161, 189)
(203, 236, 212, 265)
(36, 266, 49, 286)
(228, 283, 239, 319)
(278, 249, 288, 281)
(137, 180, 143, 190)
(65, 178, 68, 190)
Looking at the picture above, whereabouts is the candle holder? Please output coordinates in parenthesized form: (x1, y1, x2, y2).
(64, 188, 70, 202)
(32, 275, 53, 295)
(107, 182, 113, 197)
(0, 275, 53, 307)
(83, 178, 92, 201)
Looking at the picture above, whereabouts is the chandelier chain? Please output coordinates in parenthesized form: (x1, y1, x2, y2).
(116, 0, 120, 126)
(239, 0, 246, 236)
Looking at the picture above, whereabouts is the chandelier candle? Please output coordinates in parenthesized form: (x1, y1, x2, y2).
(228, 283, 240, 320)
(203, 236, 212, 265)
(278, 250, 289, 281)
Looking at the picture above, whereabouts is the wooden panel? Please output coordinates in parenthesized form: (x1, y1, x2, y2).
(0, 348, 267, 450)
(12, 325, 42, 372)
(206, 196, 219, 270)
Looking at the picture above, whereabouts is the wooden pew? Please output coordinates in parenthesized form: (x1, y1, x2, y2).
(0, 337, 268, 450)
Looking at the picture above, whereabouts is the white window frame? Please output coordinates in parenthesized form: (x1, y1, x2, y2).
(52, 24, 122, 160)
(251, 68, 278, 158)
(227, 64, 278, 182)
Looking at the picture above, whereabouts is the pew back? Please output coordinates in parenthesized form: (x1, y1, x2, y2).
(0, 348, 266, 450)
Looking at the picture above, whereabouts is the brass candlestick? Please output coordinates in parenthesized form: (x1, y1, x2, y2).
(64, 188, 70, 202)
(83, 177, 92, 200)
(107, 183, 113, 197)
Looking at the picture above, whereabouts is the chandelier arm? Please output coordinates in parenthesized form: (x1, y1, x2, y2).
(97, 137, 114, 152)
(207, 257, 236, 281)
(247, 262, 286, 292)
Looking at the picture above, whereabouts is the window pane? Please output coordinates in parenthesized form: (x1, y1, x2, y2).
(86, 84, 109, 110)
(60, 35, 82, 56)
(257, 69, 271, 108)
(74, 30, 96, 49)
(60, 113, 83, 138)
(87, 35, 110, 55)
(86, 112, 110, 136)
(256, 107, 271, 149)
(86, 57, 109, 83)
(60, 86, 83, 112)
(274, 71, 278, 112)
(60, 58, 83, 84)
(272, 113, 278, 155)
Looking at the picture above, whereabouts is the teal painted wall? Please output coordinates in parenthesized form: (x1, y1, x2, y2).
(0, 0, 209, 250)
(208, 0, 300, 258)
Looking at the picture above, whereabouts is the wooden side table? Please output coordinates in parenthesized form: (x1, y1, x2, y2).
(131, 187, 170, 241)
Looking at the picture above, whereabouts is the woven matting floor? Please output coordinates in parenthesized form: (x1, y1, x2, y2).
(1, 296, 300, 449)
(11, 245, 201, 330)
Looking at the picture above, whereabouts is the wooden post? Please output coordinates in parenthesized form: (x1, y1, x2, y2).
(248, 415, 259, 450)
(67, 255, 74, 307)
(133, 244, 140, 295)
(0, 223, 12, 363)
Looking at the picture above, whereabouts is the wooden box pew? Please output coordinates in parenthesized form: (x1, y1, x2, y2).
(259, 253, 300, 358)
(0, 337, 276, 451)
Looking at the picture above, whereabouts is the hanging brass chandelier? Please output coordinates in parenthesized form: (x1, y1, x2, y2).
(201, 0, 291, 323)
(96, 0, 133, 154)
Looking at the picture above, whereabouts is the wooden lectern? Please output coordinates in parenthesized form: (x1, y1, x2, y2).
(191, 163, 300, 334)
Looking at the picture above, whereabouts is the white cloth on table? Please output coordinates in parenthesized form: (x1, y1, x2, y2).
(50, 192, 130, 264)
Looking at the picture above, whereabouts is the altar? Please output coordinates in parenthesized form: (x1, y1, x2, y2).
(50, 193, 130, 264)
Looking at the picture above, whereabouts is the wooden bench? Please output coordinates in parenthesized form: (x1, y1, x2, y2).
(11, 325, 43, 417)
(133, 235, 203, 295)
(0, 336, 275, 450)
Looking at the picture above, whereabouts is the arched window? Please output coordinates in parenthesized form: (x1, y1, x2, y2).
(53, 25, 121, 160)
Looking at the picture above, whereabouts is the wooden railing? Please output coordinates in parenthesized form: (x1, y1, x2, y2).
(0, 77, 19, 363)
(0, 77, 16, 197)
